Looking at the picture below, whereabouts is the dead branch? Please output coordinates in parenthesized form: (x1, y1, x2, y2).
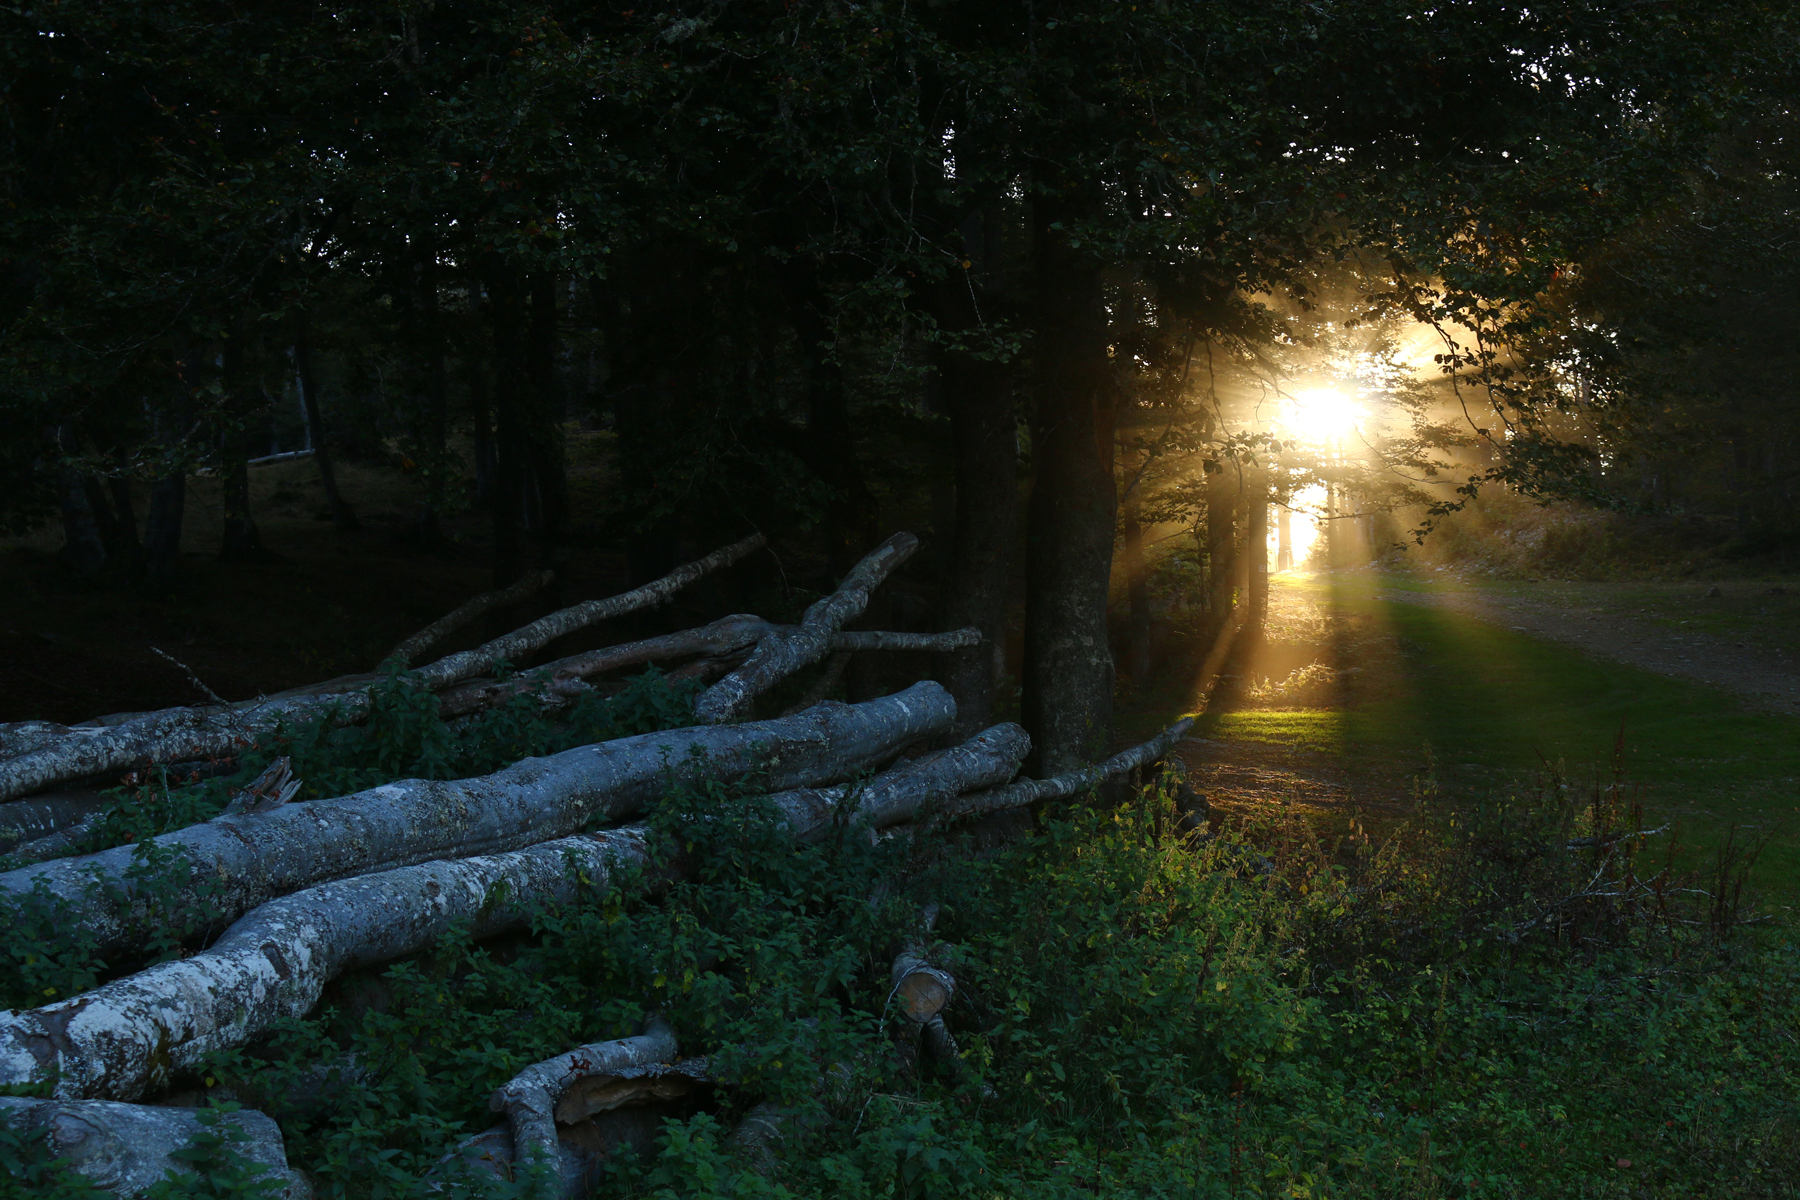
(413, 533, 766, 689)
(0, 683, 955, 961)
(434, 615, 772, 718)
(0, 534, 766, 804)
(934, 717, 1197, 824)
(0, 1096, 306, 1198)
(695, 533, 918, 724)
(384, 568, 556, 668)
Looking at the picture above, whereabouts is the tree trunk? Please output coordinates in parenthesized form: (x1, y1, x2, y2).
(292, 329, 357, 530)
(0, 682, 954, 964)
(934, 318, 1018, 741)
(102, 475, 142, 572)
(55, 464, 108, 576)
(1119, 488, 1152, 690)
(142, 471, 186, 585)
(1022, 201, 1117, 775)
(486, 267, 532, 587)
(1277, 494, 1293, 572)
(413, 252, 452, 547)
(777, 254, 877, 577)
(527, 272, 568, 558)
(1246, 466, 1269, 643)
(1205, 459, 1237, 629)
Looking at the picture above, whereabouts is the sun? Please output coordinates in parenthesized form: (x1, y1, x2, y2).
(1280, 387, 1361, 443)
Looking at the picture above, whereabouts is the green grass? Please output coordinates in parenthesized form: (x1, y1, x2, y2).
(1179, 572, 1800, 907)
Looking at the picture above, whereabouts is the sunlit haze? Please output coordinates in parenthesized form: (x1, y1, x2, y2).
(1280, 387, 1361, 443)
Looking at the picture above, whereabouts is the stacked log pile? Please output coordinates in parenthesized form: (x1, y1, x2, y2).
(0, 533, 1193, 1197)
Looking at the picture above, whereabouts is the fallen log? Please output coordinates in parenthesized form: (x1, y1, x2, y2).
(0, 718, 1016, 1101)
(0, 534, 766, 804)
(695, 533, 918, 724)
(764, 722, 1030, 842)
(934, 716, 1197, 825)
(0, 683, 956, 961)
(0, 826, 666, 1100)
(0, 789, 111, 853)
(0, 1096, 307, 1198)
(384, 568, 557, 668)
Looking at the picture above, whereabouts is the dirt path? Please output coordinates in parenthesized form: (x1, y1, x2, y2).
(1375, 584, 1800, 714)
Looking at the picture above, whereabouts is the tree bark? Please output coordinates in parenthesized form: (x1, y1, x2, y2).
(1022, 201, 1117, 775)
(0, 682, 954, 960)
(694, 533, 918, 724)
(0, 714, 1011, 1101)
(142, 471, 187, 585)
(0, 1096, 306, 1198)
(0, 534, 765, 803)
(292, 330, 357, 531)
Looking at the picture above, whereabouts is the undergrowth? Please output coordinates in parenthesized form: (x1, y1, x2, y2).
(15, 767, 1796, 1197)
(4, 689, 1797, 1198)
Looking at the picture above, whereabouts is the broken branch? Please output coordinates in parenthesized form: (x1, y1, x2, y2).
(695, 533, 918, 724)
(384, 568, 556, 668)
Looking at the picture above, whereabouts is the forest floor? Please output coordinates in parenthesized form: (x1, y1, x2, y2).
(1144, 567, 1800, 910)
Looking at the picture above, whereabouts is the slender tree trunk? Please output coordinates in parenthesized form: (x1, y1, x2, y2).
(527, 272, 567, 563)
(486, 268, 531, 588)
(928, 235, 1020, 739)
(1120, 494, 1152, 690)
(52, 428, 107, 575)
(1022, 200, 1117, 775)
(1246, 466, 1269, 641)
(415, 254, 451, 547)
(777, 254, 877, 577)
(1277, 496, 1293, 572)
(218, 336, 268, 563)
(292, 327, 357, 530)
(1205, 460, 1237, 631)
(105, 475, 143, 572)
(142, 473, 186, 584)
